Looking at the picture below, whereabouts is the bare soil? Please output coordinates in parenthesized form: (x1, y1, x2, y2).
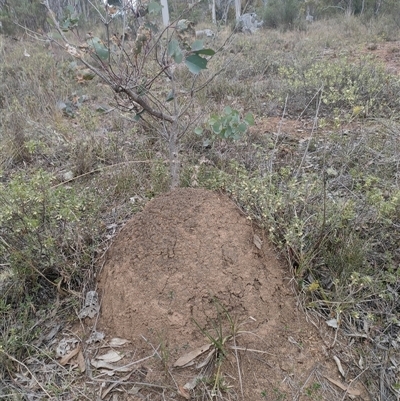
(96, 188, 365, 400)
(362, 40, 400, 75)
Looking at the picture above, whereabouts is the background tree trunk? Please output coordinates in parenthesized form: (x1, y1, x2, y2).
(235, 0, 240, 20)
(212, 0, 216, 24)
(161, 0, 170, 26)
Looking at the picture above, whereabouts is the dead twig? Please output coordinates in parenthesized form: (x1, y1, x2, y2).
(0, 349, 52, 398)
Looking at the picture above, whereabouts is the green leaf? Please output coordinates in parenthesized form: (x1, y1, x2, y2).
(191, 40, 204, 51)
(226, 117, 234, 127)
(88, 37, 109, 61)
(145, 21, 159, 34)
(212, 122, 221, 134)
(61, 21, 70, 32)
(168, 39, 179, 56)
(194, 127, 203, 136)
(137, 84, 147, 96)
(166, 90, 175, 102)
(209, 114, 218, 123)
(176, 19, 192, 31)
(173, 49, 183, 64)
(224, 106, 232, 115)
(148, 1, 162, 14)
(194, 48, 215, 56)
(185, 54, 208, 74)
(238, 122, 247, 133)
(168, 40, 183, 64)
(224, 126, 232, 138)
(233, 114, 241, 124)
(244, 113, 255, 125)
(134, 110, 145, 121)
(229, 120, 237, 129)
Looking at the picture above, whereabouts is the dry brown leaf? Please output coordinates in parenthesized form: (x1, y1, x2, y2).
(109, 338, 130, 347)
(77, 350, 86, 373)
(183, 375, 204, 391)
(59, 345, 80, 366)
(101, 382, 119, 399)
(196, 348, 215, 369)
(358, 355, 364, 369)
(178, 385, 191, 400)
(127, 386, 140, 395)
(333, 355, 345, 378)
(173, 343, 212, 368)
(91, 359, 131, 372)
(96, 350, 123, 363)
(324, 376, 361, 398)
(253, 234, 262, 250)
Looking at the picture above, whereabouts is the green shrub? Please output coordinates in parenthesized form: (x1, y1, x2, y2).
(0, 170, 98, 305)
(0, 49, 65, 118)
(195, 107, 254, 143)
(0, 300, 39, 376)
(262, 0, 300, 30)
(278, 55, 400, 118)
(0, 169, 103, 383)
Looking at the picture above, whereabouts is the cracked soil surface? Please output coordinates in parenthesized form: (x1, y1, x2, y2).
(96, 188, 364, 400)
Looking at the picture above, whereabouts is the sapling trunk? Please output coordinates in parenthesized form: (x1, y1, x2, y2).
(168, 128, 180, 189)
(169, 74, 180, 189)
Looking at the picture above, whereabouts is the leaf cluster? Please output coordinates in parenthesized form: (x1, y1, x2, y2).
(196, 107, 254, 141)
(168, 38, 215, 74)
(59, 5, 80, 32)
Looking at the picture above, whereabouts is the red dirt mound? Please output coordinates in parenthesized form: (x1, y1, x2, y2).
(98, 188, 346, 400)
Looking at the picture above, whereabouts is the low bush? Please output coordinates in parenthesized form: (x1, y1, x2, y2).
(0, 170, 99, 304)
(262, 0, 300, 30)
(0, 169, 103, 381)
(278, 55, 400, 118)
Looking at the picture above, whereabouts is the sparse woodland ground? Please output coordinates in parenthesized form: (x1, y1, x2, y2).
(0, 9, 400, 401)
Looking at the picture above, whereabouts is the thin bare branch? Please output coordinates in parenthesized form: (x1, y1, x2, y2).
(41, 0, 69, 43)
(118, 86, 175, 123)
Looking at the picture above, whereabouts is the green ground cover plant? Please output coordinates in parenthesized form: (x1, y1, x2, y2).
(278, 55, 400, 118)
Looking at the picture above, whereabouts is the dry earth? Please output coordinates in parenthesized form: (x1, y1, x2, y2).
(93, 188, 368, 400)
(363, 40, 400, 75)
